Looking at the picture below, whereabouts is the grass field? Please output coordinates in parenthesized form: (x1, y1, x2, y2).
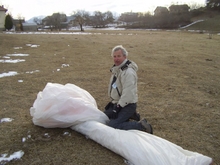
(0, 30, 219, 164)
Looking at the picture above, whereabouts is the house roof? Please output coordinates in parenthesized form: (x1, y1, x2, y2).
(0, 5, 7, 12)
(154, 6, 169, 13)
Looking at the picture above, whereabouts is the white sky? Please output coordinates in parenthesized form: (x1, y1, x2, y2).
(1, 0, 206, 20)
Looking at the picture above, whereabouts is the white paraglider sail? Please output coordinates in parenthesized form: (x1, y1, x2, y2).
(30, 83, 108, 128)
(30, 83, 212, 165)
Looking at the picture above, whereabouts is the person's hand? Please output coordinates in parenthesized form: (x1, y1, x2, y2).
(105, 102, 113, 110)
(112, 104, 121, 119)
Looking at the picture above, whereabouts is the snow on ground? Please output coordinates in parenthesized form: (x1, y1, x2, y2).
(0, 151, 24, 163)
(0, 118, 14, 123)
(0, 118, 26, 163)
(0, 115, 71, 164)
(0, 71, 18, 78)
(26, 44, 40, 47)
(0, 53, 28, 64)
(0, 59, 26, 63)
(179, 20, 204, 29)
(13, 47, 23, 49)
(25, 70, 40, 74)
(6, 54, 29, 57)
(5, 29, 138, 36)
(0, 118, 24, 163)
(0, 46, 69, 78)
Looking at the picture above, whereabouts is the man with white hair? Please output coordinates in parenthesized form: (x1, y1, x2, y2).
(104, 45, 153, 134)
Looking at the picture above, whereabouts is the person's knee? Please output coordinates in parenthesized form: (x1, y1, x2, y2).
(107, 120, 119, 128)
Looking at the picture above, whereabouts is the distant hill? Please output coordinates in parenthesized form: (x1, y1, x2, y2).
(26, 15, 46, 23)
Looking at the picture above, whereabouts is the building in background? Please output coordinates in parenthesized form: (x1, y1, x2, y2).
(0, 5, 7, 31)
(22, 22, 38, 31)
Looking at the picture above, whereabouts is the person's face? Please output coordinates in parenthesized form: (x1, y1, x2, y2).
(113, 49, 126, 66)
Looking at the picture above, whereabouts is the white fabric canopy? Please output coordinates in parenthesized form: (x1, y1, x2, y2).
(30, 83, 212, 165)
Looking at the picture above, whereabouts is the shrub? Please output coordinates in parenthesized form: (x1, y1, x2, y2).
(4, 14, 13, 31)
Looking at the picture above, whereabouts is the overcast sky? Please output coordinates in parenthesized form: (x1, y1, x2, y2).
(1, 0, 206, 20)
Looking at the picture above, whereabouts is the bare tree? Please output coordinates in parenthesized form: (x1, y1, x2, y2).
(189, 3, 205, 10)
(43, 13, 67, 31)
(33, 17, 42, 25)
(93, 11, 114, 28)
(73, 10, 90, 31)
(206, 0, 220, 10)
(104, 11, 114, 26)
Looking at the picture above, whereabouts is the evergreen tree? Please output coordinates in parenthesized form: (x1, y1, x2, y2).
(4, 14, 13, 31)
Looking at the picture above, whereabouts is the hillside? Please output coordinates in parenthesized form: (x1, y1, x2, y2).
(182, 11, 220, 33)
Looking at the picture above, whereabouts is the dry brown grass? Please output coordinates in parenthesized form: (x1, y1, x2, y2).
(0, 30, 219, 165)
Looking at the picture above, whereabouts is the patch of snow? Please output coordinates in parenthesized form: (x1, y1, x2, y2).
(63, 132, 71, 136)
(0, 118, 14, 123)
(22, 137, 26, 142)
(0, 54, 28, 64)
(25, 70, 40, 74)
(6, 54, 29, 57)
(188, 30, 207, 33)
(7, 31, 95, 35)
(3, 56, 10, 59)
(22, 134, 32, 142)
(61, 64, 69, 68)
(179, 20, 204, 29)
(0, 150, 24, 163)
(26, 44, 40, 47)
(13, 47, 23, 49)
(0, 59, 25, 63)
(44, 133, 50, 138)
(0, 71, 18, 78)
(31, 45, 40, 48)
(0, 70, 40, 78)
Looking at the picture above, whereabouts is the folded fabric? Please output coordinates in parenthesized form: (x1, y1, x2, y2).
(30, 83, 109, 128)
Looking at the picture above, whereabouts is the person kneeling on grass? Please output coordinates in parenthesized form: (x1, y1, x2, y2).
(104, 45, 153, 134)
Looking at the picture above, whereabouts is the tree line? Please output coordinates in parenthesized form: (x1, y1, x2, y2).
(206, 0, 220, 10)
(40, 10, 115, 31)
(4, 0, 220, 31)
